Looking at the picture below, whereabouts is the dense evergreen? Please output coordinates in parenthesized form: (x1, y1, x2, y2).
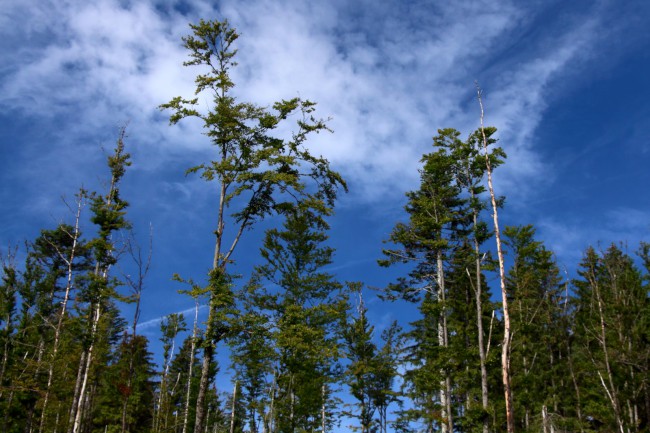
(1, 16, 648, 433)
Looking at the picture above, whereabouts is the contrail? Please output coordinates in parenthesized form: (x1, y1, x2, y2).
(138, 304, 208, 331)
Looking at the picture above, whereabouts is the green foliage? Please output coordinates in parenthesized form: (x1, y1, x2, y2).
(503, 225, 569, 432)
(161, 20, 346, 431)
(159, 20, 346, 255)
(229, 202, 346, 432)
(92, 334, 156, 433)
(342, 285, 403, 433)
(571, 244, 649, 432)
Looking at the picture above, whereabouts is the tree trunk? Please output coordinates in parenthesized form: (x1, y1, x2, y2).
(321, 383, 326, 433)
(194, 173, 228, 433)
(67, 351, 86, 433)
(39, 196, 84, 433)
(477, 85, 514, 433)
(230, 381, 238, 433)
(72, 302, 101, 433)
(194, 316, 215, 433)
(436, 251, 453, 433)
(471, 202, 490, 433)
(183, 300, 199, 433)
(591, 272, 625, 433)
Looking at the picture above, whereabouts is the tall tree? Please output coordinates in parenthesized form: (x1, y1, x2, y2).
(454, 127, 502, 433)
(160, 19, 345, 433)
(71, 128, 132, 433)
(476, 86, 513, 433)
(381, 129, 470, 433)
(155, 313, 187, 433)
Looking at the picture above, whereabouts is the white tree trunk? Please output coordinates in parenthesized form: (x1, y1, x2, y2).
(477, 85, 514, 433)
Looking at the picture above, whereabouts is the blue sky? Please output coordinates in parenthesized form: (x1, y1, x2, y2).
(1, 0, 649, 372)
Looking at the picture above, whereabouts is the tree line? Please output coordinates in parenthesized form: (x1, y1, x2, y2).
(1, 18, 649, 433)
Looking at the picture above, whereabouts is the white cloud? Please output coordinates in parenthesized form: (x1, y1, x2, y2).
(0, 0, 604, 206)
(0, 0, 613, 219)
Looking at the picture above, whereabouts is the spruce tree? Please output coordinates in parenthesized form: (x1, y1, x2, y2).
(240, 201, 346, 432)
(504, 225, 566, 432)
(342, 285, 379, 433)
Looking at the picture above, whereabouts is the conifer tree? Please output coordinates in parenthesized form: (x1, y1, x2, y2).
(342, 285, 379, 433)
(71, 128, 131, 433)
(572, 245, 648, 433)
(229, 294, 275, 433)
(342, 285, 403, 433)
(504, 225, 567, 432)
(239, 200, 346, 432)
(160, 20, 345, 433)
(381, 130, 470, 433)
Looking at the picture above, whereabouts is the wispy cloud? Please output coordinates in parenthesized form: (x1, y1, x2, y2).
(2, 0, 644, 281)
(1, 0, 608, 207)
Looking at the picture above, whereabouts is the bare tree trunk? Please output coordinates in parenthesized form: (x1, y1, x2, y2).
(268, 371, 276, 433)
(230, 380, 239, 433)
(321, 383, 326, 433)
(476, 84, 514, 433)
(68, 351, 86, 433)
(205, 407, 211, 433)
(182, 300, 200, 433)
(436, 251, 453, 433)
(591, 273, 625, 433)
(542, 405, 547, 433)
(72, 302, 101, 433)
(230, 381, 238, 433)
(470, 196, 490, 433)
(40, 196, 84, 433)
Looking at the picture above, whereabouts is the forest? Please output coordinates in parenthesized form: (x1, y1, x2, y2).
(1, 18, 649, 433)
